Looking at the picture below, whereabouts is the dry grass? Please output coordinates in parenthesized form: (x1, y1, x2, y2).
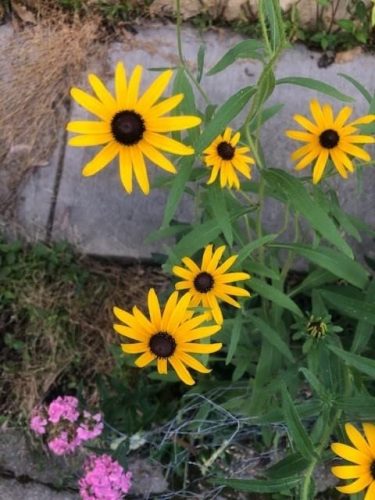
(0, 244, 170, 419)
(0, 12, 101, 213)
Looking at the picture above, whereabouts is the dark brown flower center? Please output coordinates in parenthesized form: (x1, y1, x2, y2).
(371, 461, 375, 479)
(217, 141, 235, 160)
(319, 129, 339, 149)
(149, 332, 176, 358)
(194, 272, 214, 293)
(111, 110, 145, 145)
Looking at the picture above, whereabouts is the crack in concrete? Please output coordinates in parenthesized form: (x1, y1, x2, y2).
(46, 99, 71, 244)
(0, 466, 78, 494)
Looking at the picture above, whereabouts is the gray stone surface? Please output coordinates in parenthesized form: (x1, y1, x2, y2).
(1, 21, 373, 259)
(51, 23, 375, 259)
(0, 479, 78, 500)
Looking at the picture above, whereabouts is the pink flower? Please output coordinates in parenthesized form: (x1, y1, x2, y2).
(48, 396, 80, 424)
(77, 412, 104, 442)
(47, 431, 81, 456)
(79, 454, 132, 500)
(30, 415, 47, 435)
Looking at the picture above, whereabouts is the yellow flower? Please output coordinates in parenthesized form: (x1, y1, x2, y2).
(286, 100, 375, 184)
(172, 244, 250, 325)
(113, 289, 222, 385)
(67, 62, 201, 194)
(203, 128, 255, 189)
(331, 422, 375, 498)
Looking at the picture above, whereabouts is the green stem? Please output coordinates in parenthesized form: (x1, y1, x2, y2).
(258, 0, 272, 57)
(175, 0, 210, 105)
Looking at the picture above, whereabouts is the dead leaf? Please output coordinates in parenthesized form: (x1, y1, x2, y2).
(11, 0, 36, 25)
(335, 46, 362, 64)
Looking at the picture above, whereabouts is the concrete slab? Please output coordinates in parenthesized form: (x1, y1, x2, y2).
(46, 23, 374, 258)
(0, 24, 65, 243)
(0, 479, 79, 500)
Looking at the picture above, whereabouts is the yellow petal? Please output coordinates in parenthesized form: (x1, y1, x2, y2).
(215, 291, 241, 308)
(339, 142, 371, 161)
(331, 442, 370, 465)
(363, 423, 375, 452)
(309, 99, 325, 128)
(157, 358, 168, 374)
(293, 114, 320, 134)
(167, 292, 192, 332)
(175, 312, 212, 336)
(169, 356, 195, 385)
(291, 143, 315, 161)
(331, 465, 368, 480)
(181, 342, 222, 353)
(147, 93, 184, 117)
(345, 423, 373, 457)
(286, 130, 315, 142)
(88, 73, 117, 110)
(138, 141, 176, 173)
(68, 134, 112, 147)
(121, 342, 147, 354)
(214, 255, 237, 275)
(178, 351, 211, 373)
(219, 284, 250, 297)
(181, 257, 201, 274)
(345, 135, 375, 144)
(230, 132, 241, 146)
(223, 128, 232, 141)
(182, 325, 221, 342)
(336, 474, 373, 494)
(126, 65, 143, 109)
(132, 305, 154, 334)
(136, 70, 173, 111)
(135, 351, 156, 367)
(312, 149, 329, 184)
(215, 272, 250, 283)
(334, 106, 352, 128)
(113, 324, 147, 341)
(119, 147, 133, 193)
(201, 245, 214, 271)
(161, 291, 179, 330)
(349, 114, 375, 126)
(364, 480, 375, 500)
(175, 280, 192, 290)
(148, 289, 162, 328)
(144, 131, 194, 155)
(294, 147, 320, 171)
(232, 157, 252, 178)
(206, 294, 223, 325)
(173, 265, 193, 280)
(70, 87, 111, 121)
(147, 115, 201, 132)
(207, 245, 226, 274)
(322, 103, 334, 126)
(330, 148, 348, 179)
(206, 163, 220, 185)
(82, 142, 119, 176)
(115, 62, 127, 108)
(130, 146, 150, 195)
(66, 121, 110, 134)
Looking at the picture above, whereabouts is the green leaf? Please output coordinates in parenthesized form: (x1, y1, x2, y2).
(276, 77, 354, 102)
(328, 345, 375, 378)
(266, 453, 309, 479)
(162, 156, 194, 227)
(207, 39, 264, 76)
(196, 86, 257, 153)
(247, 67, 276, 122)
(207, 185, 233, 246)
(214, 476, 301, 493)
(263, 0, 286, 51)
(197, 44, 205, 83)
(338, 73, 372, 103)
(282, 385, 317, 460)
(236, 234, 278, 265)
(250, 277, 303, 317)
(248, 315, 295, 362)
(146, 223, 189, 243)
(289, 269, 336, 298)
(299, 368, 327, 399)
(320, 288, 375, 324)
(263, 169, 353, 258)
(246, 261, 280, 280)
(247, 103, 284, 133)
(225, 312, 243, 365)
(272, 244, 368, 289)
(336, 395, 375, 418)
(173, 69, 199, 142)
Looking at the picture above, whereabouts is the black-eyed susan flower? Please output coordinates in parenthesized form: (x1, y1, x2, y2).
(203, 128, 255, 189)
(113, 289, 222, 385)
(172, 244, 250, 325)
(286, 99, 375, 184)
(67, 62, 201, 194)
(331, 422, 375, 498)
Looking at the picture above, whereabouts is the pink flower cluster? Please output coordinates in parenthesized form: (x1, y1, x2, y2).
(79, 454, 132, 500)
(30, 396, 104, 456)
